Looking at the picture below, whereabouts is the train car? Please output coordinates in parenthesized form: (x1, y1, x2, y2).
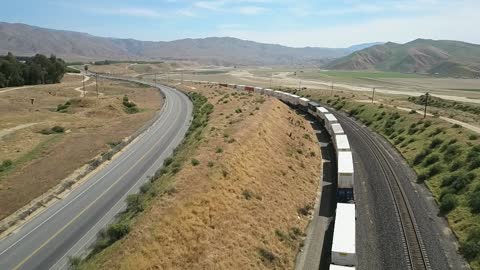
(264, 88, 273, 96)
(316, 107, 329, 120)
(330, 123, 345, 136)
(337, 151, 354, 202)
(307, 101, 319, 116)
(289, 94, 300, 106)
(330, 265, 356, 270)
(273, 90, 282, 99)
(331, 203, 356, 267)
(228, 84, 236, 89)
(334, 134, 351, 152)
(237, 85, 246, 91)
(245, 86, 255, 93)
(298, 97, 310, 111)
(254, 87, 263, 94)
(324, 114, 339, 128)
(219, 83, 228, 87)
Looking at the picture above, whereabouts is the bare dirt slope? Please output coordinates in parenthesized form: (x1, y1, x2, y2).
(0, 75, 163, 220)
(82, 84, 322, 269)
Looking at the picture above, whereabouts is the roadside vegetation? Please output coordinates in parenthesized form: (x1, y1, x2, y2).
(302, 92, 480, 269)
(75, 92, 213, 267)
(408, 94, 480, 115)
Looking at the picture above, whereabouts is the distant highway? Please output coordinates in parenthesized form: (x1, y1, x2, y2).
(0, 78, 192, 270)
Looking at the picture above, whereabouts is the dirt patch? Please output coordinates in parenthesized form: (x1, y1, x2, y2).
(82, 84, 322, 269)
(0, 75, 163, 220)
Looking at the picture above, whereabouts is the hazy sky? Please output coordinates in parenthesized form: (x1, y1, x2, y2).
(2, 0, 479, 47)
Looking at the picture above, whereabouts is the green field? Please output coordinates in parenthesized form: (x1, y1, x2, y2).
(302, 70, 426, 79)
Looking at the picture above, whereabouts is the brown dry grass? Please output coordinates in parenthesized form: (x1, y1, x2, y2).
(82, 84, 322, 269)
(0, 75, 163, 220)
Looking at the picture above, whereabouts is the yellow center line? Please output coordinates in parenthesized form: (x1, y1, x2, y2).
(13, 91, 186, 270)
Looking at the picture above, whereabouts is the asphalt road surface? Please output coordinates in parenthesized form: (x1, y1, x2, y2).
(0, 78, 192, 270)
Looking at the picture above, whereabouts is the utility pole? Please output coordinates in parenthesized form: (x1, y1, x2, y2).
(154, 73, 157, 85)
(330, 82, 334, 96)
(270, 72, 273, 88)
(424, 92, 430, 118)
(82, 75, 86, 97)
(298, 80, 301, 91)
(95, 73, 99, 99)
(372, 87, 375, 103)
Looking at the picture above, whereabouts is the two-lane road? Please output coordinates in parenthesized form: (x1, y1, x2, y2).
(0, 78, 192, 270)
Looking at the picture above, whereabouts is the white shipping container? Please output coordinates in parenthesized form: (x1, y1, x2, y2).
(330, 123, 345, 135)
(335, 134, 351, 152)
(290, 94, 300, 105)
(264, 89, 273, 96)
(337, 151, 354, 189)
(324, 114, 339, 127)
(237, 85, 246, 91)
(299, 97, 309, 107)
(316, 107, 330, 120)
(254, 87, 263, 94)
(331, 203, 356, 267)
(330, 264, 356, 269)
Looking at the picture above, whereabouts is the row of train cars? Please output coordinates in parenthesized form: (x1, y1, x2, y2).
(182, 80, 357, 269)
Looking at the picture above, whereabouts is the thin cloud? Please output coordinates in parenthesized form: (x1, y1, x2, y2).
(237, 6, 267, 15)
(85, 7, 164, 18)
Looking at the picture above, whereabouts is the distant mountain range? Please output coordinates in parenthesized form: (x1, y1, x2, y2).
(326, 39, 480, 78)
(0, 22, 379, 66)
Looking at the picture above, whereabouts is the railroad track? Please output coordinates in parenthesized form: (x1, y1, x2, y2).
(336, 112, 431, 270)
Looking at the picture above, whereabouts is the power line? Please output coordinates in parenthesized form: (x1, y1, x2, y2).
(424, 92, 430, 118)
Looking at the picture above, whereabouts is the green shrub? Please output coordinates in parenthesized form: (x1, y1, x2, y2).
(423, 154, 439, 166)
(191, 158, 200, 166)
(106, 222, 130, 242)
(450, 160, 462, 172)
(139, 182, 152, 194)
(468, 191, 480, 213)
(0, 160, 13, 172)
(429, 137, 444, 149)
(126, 194, 144, 213)
(242, 189, 254, 200)
(469, 134, 478, 140)
(163, 157, 173, 166)
(459, 227, 480, 261)
(469, 157, 480, 170)
(427, 164, 442, 177)
(258, 248, 278, 265)
(413, 149, 431, 165)
(409, 109, 417, 114)
(452, 124, 461, 128)
(51, 126, 65, 133)
(207, 161, 214, 167)
(235, 108, 242, 113)
(215, 147, 223, 153)
(439, 193, 457, 214)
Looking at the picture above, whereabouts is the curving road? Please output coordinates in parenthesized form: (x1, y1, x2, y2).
(0, 78, 192, 270)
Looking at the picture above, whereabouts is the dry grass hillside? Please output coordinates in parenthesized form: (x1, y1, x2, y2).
(0, 75, 163, 220)
(81, 84, 322, 269)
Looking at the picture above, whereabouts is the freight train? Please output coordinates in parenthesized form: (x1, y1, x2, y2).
(186, 81, 356, 269)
